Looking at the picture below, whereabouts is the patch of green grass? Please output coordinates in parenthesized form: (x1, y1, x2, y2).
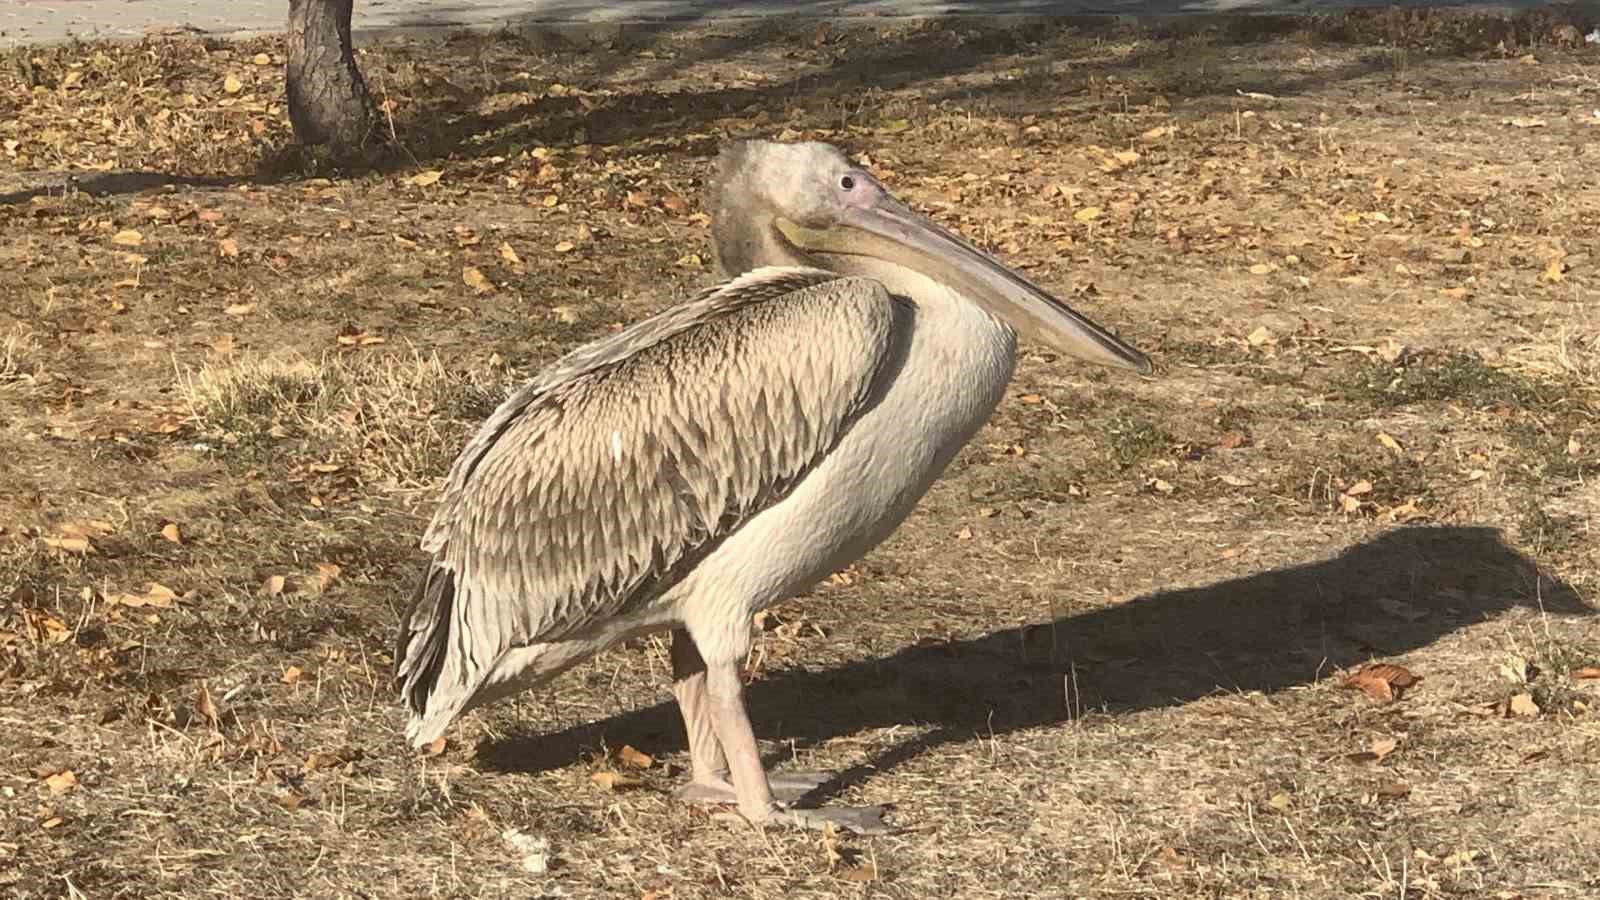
(1102, 414, 1174, 469)
(1504, 420, 1595, 483)
(1497, 630, 1600, 720)
(1265, 444, 1434, 512)
(1513, 498, 1583, 556)
(1153, 338, 1247, 369)
(1213, 404, 1254, 435)
(1335, 352, 1540, 409)
(1364, 454, 1431, 505)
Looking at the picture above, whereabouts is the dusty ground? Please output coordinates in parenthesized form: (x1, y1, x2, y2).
(3, 8, 1599, 898)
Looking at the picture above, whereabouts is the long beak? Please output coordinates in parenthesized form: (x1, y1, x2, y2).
(778, 195, 1152, 374)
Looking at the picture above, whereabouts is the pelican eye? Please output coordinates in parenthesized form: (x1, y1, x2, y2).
(838, 175, 856, 190)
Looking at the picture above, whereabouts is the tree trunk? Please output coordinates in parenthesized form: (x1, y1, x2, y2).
(286, 0, 377, 157)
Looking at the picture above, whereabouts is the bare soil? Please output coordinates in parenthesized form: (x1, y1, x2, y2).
(3, 9, 1599, 898)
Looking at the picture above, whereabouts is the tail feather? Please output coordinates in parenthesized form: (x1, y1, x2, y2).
(395, 559, 464, 746)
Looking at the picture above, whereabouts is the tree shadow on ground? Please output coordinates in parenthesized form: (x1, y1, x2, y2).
(476, 525, 1591, 793)
(387, 3, 1585, 168)
(393, 14, 1382, 166)
(0, 170, 265, 206)
(2, 6, 1580, 202)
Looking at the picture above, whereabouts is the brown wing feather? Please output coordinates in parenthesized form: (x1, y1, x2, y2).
(395, 267, 900, 735)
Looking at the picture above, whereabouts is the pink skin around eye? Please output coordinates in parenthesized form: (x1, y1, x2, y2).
(840, 172, 882, 209)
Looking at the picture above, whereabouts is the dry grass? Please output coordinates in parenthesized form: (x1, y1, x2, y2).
(181, 349, 509, 486)
(3, 8, 1600, 899)
(1, 326, 41, 387)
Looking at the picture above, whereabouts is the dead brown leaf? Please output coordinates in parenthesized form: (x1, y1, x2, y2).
(43, 536, 92, 555)
(1344, 663, 1421, 703)
(314, 562, 341, 591)
(819, 821, 844, 868)
(1384, 499, 1423, 523)
(262, 574, 286, 596)
(335, 330, 385, 347)
(159, 522, 182, 544)
(1506, 693, 1540, 718)
(303, 750, 349, 772)
(111, 582, 178, 609)
(1375, 781, 1411, 800)
(590, 771, 643, 792)
(1097, 149, 1141, 173)
(462, 266, 493, 294)
(1155, 846, 1189, 871)
(1573, 667, 1600, 680)
(22, 610, 72, 644)
(617, 745, 654, 770)
(43, 770, 78, 795)
(282, 665, 305, 685)
(1348, 736, 1399, 763)
(195, 683, 219, 729)
(836, 863, 878, 882)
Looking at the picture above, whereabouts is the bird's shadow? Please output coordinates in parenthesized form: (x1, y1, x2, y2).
(476, 524, 1590, 794)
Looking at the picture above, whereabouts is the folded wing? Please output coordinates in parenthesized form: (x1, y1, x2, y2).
(394, 267, 903, 741)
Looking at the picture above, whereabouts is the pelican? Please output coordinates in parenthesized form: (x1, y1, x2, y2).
(395, 140, 1151, 833)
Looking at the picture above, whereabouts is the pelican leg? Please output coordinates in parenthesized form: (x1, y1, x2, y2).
(703, 658, 892, 835)
(669, 628, 734, 804)
(670, 629, 839, 805)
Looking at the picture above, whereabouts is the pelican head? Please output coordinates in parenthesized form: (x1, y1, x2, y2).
(710, 140, 1152, 374)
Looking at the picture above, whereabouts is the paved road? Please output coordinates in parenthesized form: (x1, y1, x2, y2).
(0, 0, 1572, 45)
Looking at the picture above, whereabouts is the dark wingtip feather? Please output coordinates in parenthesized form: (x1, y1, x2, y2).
(395, 561, 455, 716)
